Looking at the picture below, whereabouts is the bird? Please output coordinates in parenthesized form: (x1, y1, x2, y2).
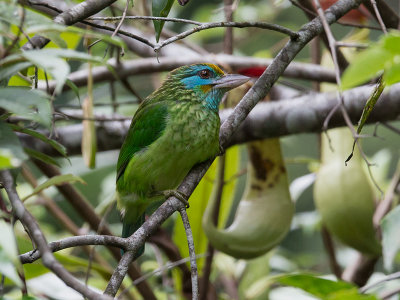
(116, 63, 249, 258)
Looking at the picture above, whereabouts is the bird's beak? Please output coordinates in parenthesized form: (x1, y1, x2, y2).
(213, 74, 250, 90)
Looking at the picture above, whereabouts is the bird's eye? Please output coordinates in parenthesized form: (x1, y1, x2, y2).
(198, 69, 211, 79)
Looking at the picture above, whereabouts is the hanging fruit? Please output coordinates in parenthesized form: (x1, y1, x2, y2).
(314, 127, 381, 256)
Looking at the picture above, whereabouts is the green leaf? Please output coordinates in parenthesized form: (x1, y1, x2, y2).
(384, 62, 400, 85)
(0, 87, 51, 127)
(65, 79, 81, 102)
(22, 174, 85, 201)
(277, 274, 356, 298)
(152, 0, 174, 42)
(275, 274, 379, 299)
(341, 46, 392, 90)
(0, 61, 32, 82)
(0, 121, 27, 169)
(9, 124, 68, 158)
(381, 204, 400, 271)
(382, 32, 400, 54)
(0, 149, 16, 169)
(23, 147, 61, 167)
(356, 79, 385, 134)
(0, 220, 22, 287)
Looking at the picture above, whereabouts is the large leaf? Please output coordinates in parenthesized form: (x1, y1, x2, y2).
(342, 31, 400, 89)
(384, 62, 400, 85)
(381, 205, 400, 271)
(0, 87, 51, 127)
(152, 0, 174, 42)
(22, 174, 85, 201)
(0, 121, 27, 169)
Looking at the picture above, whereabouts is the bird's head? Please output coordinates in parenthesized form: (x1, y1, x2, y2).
(163, 63, 250, 111)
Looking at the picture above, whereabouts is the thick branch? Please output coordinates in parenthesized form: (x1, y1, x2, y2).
(37, 55, 336, 93)
(21, 82, 400, 156)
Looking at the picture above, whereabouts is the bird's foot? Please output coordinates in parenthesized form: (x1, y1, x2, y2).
(162, 190, 190, 208)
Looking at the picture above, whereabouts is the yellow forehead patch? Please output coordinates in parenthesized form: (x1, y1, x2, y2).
(204, 63, 225, 76)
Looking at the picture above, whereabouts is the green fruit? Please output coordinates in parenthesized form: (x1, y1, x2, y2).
(314, 127, 381, 256)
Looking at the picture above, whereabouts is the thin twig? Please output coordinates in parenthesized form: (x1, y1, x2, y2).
(89, 15, 202, 25)
(381, 286, 400, 299)
(382, 122, 400, 135)
(370, 0, 388, 34)
(373, 162, 400, 227)
(179, 207, 199, 300)
(321, 227, 342, 278)
(360, 271, 400, 293)
(200, 156, 226, 300)
(335, 41, 368, 48)
(154, 21, 299, 52)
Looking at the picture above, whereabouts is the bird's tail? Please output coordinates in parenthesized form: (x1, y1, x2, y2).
(122, 213, 145, 259)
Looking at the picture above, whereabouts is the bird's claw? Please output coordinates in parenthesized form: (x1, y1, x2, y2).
(163, 190, 190, 208)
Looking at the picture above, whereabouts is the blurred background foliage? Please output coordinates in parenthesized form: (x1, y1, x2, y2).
(1, 0, 400, 299)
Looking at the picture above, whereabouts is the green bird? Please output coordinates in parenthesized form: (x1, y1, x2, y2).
(116, 63, 249, 258)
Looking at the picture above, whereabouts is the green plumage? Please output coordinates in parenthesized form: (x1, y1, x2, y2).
(116, 64, 249, 258)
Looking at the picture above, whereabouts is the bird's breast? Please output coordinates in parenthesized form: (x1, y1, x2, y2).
(126, 102, 220, 195)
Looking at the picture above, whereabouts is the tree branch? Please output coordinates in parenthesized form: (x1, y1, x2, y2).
(19, 235, 126, 264)
(36, 54, 336, 93)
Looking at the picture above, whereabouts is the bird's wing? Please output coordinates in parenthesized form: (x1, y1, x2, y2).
(116, 102, 168, 182)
